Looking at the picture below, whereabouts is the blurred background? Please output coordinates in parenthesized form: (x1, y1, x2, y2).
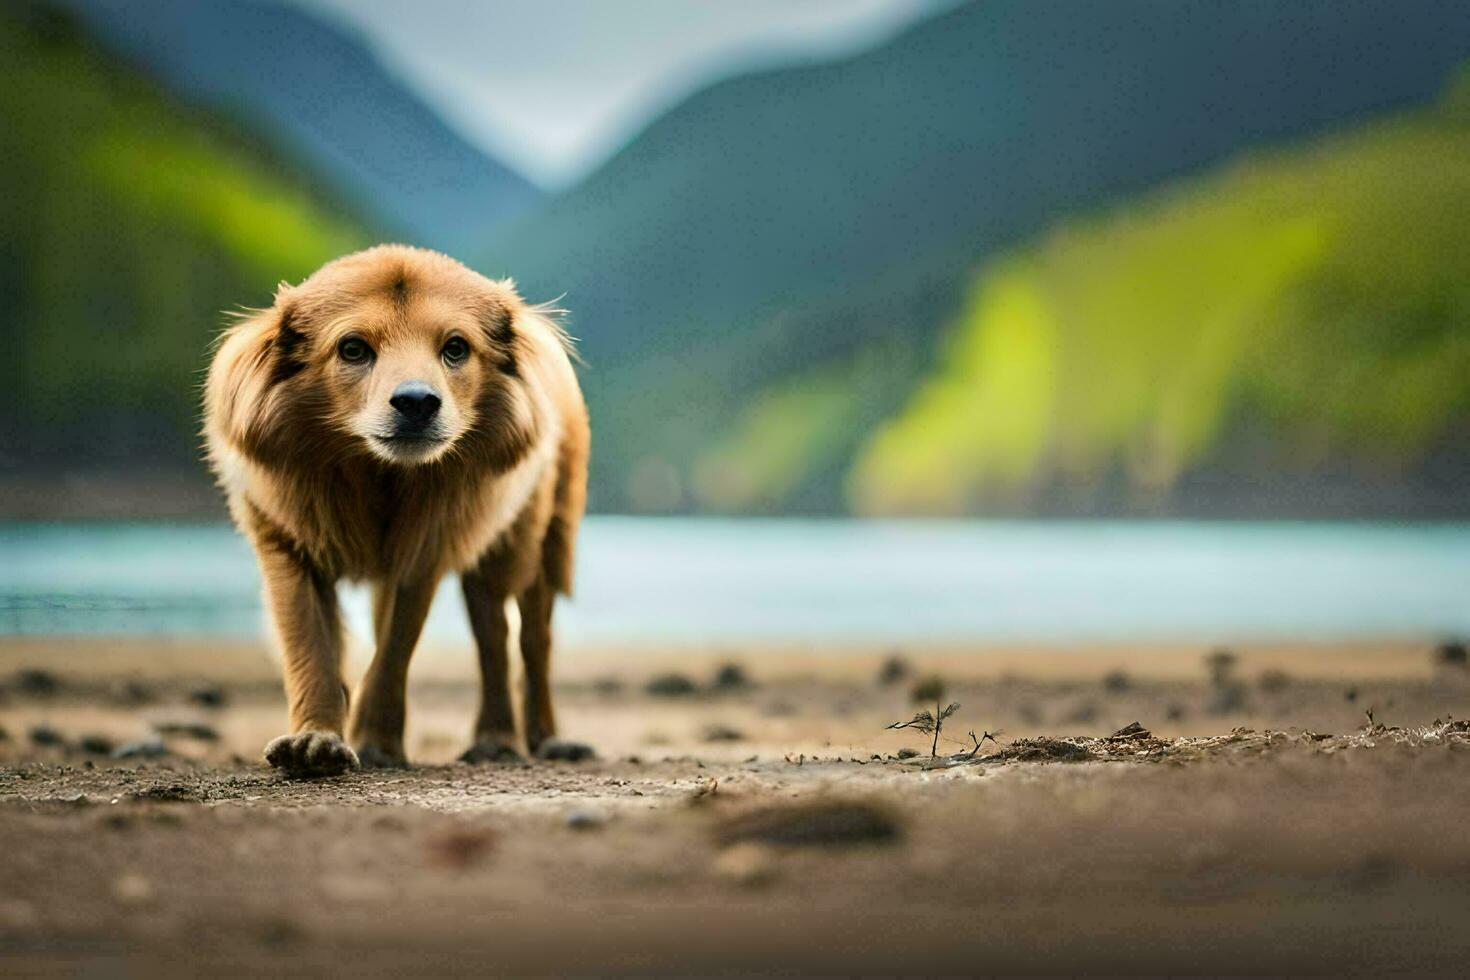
(2, 0, 1468, 650)
(7, 10, 1470, 968)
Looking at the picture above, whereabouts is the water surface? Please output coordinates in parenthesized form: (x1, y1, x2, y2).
(1, 519, 1466, 646)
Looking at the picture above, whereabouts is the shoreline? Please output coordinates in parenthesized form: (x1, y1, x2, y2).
(0, 634, 1447, 683)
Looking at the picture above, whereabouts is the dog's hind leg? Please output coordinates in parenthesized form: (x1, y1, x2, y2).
(519, 575, 594, 762)
(458, 564, 522, 763)
(348, 575, 438, 767)
(518, 576, 556, 754)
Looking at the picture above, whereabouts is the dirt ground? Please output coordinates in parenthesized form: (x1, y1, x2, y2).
(3, 637, 1470, 975)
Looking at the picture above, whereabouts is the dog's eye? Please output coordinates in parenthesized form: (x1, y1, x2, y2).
(338, 336, 372, 365)
(441, 336, 470, 366)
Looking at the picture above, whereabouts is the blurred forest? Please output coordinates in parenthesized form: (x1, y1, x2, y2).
(54, 0, 541, 255)
(2, 0, 1468, 518)
(0, 3, 368, 491)
(853, 82, 1470, 514)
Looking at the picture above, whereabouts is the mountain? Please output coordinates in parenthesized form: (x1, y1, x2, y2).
(851, 82, 1470, 516)
(482, 0, 1470, 514)
(60, 0, 539, 255)
(0, 2, 369, 483)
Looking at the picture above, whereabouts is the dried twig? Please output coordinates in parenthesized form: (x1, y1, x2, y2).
(963, 729, 1001, 758)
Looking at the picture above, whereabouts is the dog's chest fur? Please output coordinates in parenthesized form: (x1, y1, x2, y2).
(234, 423, 557, 583)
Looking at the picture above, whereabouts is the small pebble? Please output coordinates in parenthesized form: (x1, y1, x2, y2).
(152, 721, 220, 742)
(565, 808, 606, 831)
(1108, 722, 1151, 741)
(716, 800, 902, 848)
(910, 676, 945, 704)
(113, 680, 155, 705)
(130, 785, 199, 803)
(702, 724, 745, 743)
(189, 684, 228, 709)
(645, 673, 698, 697)
(112, 736, 168, 760)
(79, 734, 116, 755)
(877, 654, 910, 687)
(15, 669, 59, 696)
(28, 724, 64, 747)
(711, 662, 752, 691)
(1436, 641, 1468, 668)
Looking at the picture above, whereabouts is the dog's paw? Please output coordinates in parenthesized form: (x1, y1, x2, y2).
(534, 738, 597, 762)
(459, 738, 526, 765)
(264, 731, 359, 777)
(354, 742, 409, 769)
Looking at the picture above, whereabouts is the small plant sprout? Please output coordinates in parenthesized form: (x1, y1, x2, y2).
(887, 698, 961, 759)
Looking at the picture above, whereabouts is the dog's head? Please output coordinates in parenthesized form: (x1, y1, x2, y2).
(209, 246, 562, 472)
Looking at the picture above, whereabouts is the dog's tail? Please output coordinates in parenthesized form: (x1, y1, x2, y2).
(541, 398, 588, 597)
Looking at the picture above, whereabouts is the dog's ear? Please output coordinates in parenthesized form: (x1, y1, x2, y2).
(206, 301, 309, 461)
(519, 301, 579, 363)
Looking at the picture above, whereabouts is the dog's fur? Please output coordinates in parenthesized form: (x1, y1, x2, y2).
(204, 245, 589, 772)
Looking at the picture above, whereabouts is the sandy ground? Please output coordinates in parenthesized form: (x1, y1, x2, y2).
(3, 637, 1470, 975)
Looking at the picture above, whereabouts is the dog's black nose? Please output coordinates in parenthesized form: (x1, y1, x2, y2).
(389, 381, 441, 427)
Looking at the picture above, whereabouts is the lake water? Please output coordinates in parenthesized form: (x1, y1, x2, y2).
(1, 519, 1467, 647)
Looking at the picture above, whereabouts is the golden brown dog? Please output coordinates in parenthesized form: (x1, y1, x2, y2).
(204, 245, 589, 773)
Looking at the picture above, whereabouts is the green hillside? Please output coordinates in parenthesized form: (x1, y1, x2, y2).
(484, 0, 1470, 515)
(0, 4, 368, 470)
(842, 82, 1470, 515)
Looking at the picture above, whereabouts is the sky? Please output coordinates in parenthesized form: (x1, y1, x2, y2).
(294, 0, 949, 187)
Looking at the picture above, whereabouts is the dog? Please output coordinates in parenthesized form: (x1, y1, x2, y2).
(204, 245, 589, 774)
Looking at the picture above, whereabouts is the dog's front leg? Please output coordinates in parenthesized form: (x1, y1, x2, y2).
(255, 537, 357, 775)
(349, 575, 439, 767)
